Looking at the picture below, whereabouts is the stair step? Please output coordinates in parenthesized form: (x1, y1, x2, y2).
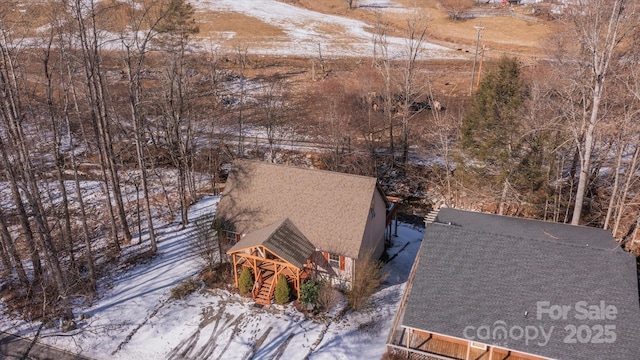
(424, 209, 440, 225)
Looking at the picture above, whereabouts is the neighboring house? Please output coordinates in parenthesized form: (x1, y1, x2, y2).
(388, 208, 640, 360)
(217, 160, 397, 305)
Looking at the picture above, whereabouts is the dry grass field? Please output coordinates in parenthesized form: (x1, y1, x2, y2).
(286, 0, 559, 57)
(5, 0, 560, 60)
(196, 11, 288, 44)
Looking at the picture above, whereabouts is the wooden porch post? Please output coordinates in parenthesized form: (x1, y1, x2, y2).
(394, 212, 398, 236)
(405, 328, 412, 358)
(465, 341, 471, 360)
(296, 267, 300, 299)
(232, 254, 239, 287)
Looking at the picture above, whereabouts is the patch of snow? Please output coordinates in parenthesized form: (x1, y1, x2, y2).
(191, 0, 459, 59)
(1, 196, 425, 359)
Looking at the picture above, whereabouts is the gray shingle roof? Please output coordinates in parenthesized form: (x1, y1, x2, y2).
(227, 218, 316, 269)
(435, 207, 620, 251)
(216, 160, 382, 259)
(403, 209, 640, 360)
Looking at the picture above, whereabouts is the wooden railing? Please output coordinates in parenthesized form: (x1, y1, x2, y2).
(265, 277, 276, 303)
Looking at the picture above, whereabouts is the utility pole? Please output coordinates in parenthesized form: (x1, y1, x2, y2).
(476, 45, 488, 90)
(470, 25, 485, 95)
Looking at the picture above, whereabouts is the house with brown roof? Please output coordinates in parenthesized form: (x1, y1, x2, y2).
(216, 160, 397, 305)
(387, 208, 640, 360)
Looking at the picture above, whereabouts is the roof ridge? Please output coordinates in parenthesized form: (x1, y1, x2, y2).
(266, 218, 289, 239)
(430, 224, 627, 255)
(441, 207, 614, 234)
(234, 159, 378, 182)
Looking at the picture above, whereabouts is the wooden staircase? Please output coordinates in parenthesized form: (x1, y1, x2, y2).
(254, 269, 275, 306)
(424, 208, 440, 226)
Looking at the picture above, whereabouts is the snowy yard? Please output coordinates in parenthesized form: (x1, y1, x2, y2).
(191, 0, 456, 59)
(1, 196, 424, 359)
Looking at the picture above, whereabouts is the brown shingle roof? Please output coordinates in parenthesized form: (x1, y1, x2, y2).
(227, 218, 316, 269)
(216, 160, 381, 259)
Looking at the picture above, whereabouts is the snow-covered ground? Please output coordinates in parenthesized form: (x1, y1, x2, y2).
(1, 196, 424, 359)
(192, 0, 458, 59)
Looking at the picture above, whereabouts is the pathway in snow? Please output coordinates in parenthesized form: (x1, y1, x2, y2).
(2, 196, 424, 359)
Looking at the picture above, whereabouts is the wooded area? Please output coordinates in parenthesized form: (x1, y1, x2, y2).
(0, 0, 639, 319)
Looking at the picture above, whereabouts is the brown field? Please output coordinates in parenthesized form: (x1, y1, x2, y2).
(286, 0, 560, 57)
(195, 11, 288, 44)
(5, 0, 560, 60)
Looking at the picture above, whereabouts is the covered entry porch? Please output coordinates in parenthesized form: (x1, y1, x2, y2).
(227, 218, 316, 305)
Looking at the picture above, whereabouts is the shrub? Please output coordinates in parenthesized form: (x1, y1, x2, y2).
(238, 268, 254, 295)
(200, 262, 233, 288)
(190, 214, 219, 268)
(170, 278, 201, 299)
(274, 274, 290, 305)
(316, 280, 337, 312)
(299, 280, 319, 307)
(346, 249, 388, 311)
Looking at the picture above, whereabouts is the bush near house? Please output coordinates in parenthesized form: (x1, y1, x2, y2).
(299, 280, 319, 307)
(274, 274, 290, 305)
(200, 262, 233, 288)
(238, 268, 254, 295)
(346, 249, 388, 310)
(316, 280, 337, 312)
(170, 278, 201, 299)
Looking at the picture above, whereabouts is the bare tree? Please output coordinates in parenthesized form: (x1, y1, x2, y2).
(0, 19, 66, 297)
(563, 0, 634, 225)
(372, 13, 395, 158)
(256, 78, 291, 162)
(398, 13, 428, 164)
(0, 209, 28, 286)
(155, 0, 199, 227)
(70, 0, 132, 250)
(42, 25, 77, 273)
(117, 0, 182, 252)
(441, 0, 474, 20)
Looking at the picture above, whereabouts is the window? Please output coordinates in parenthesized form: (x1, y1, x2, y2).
(370, 199, 376, 217)
(329, 254, 340, 268)
(225, 231, 241, 245)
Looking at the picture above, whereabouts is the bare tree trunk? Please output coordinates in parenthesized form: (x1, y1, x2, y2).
(570, 0, 627, 225)
(613, 145, 640, 235)
(0, 231, 11, 276)
(0, 32, 45, 283)
(0, 74, 67, 299)
(119, 0, 168, 252)
(0, 146, 42, 281)
(499, 178, 509, 215)
(571, 93, 598, 225)
(399, 13, 427, 164)
(373, 14, 394, 159)
(0, 211, 28, 285)
(71, 0, 126, 251)
(60, 46, 97, 291)
(43, 33, 76, 272)
(156, 5, 199, 227)
(603, 141, 625, 230)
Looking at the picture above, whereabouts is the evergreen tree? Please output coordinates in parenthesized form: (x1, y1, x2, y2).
(238, 268, 254, 295)
(460, 56, 530, 214)
(274, 275, 290, 305)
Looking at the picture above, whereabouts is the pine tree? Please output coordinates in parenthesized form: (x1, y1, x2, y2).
(274, 275, 290, 305)
(238, 268, 254, 295)
(460, 56, 529, 214)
